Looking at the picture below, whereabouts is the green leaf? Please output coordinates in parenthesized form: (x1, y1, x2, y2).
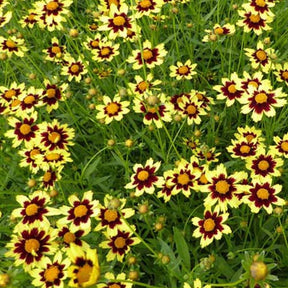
(215, 256, 235, 280)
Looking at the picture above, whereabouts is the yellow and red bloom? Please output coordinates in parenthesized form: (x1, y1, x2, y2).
(125, 158, 164, 196)
(274, 62, 288, 86)
(157, 175, 175, 202)
(92, 40, 120, 62)
(242, 178, 285, 214)
(239, 71, 264, 92)
(57, 191, 100, 232)
(0, 82, 25, 106)
(97, 272, 133, 288)
(271, 133, 288, 158)
(227, 138, 258, 159)
(0, 10, 12, 28)
(40, 168, 62, 190)
(84, 34, 103, 51)
(234, 125, 265, 145)
(67, 244, 100, 287)
(96, 95, 130, 124)
(43, 37, 68, 62)
(61, 57, 88, 82)
(202, 23, 235, 42)
(19, 10, 38, 28)
(127, 40, 167, 70)
(196, 146, 221, 164)
(169, 60, 197, 80)
(242, 0, 275, 14)
(128, 74, 161, 96)
(0, 36, 28, 57)
(133, 0, 164, 18)
(192, 210, 231, 248)
(19, 144, 45, 173)
(99, 229, 140, 262)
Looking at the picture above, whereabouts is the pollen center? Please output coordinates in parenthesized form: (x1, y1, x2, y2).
(28, 13, 35, 21)
(76, 263, 93, 284)
(74, 205, 88, 218)
(178, 65, 189, 75)
(256, 50, 267, 61)
(255, 0, 266, 7)
(48, 132, 61, 143)
(113, 15, 126, 26)
(108, 0, 119, 6)
(70, 64, 80, 73)
(214, 27, 224, 35)
(51, 46, 61, 54)
(177, 173, 190, 185)
(100, 47, 111, 56)
(143, 49, 153, 60)
(248, 81, 259, 88)
(63, 232, 76, 244)
(6, 39, 16, 48)
(215, 180, 230, 194)
(114, 236, 126, 248)
(249, 14, 261, 23)
(228, 84, 237, 94)
(258, 160, 269, 171)
(43, 171, 52, 182)
(139, 0, 152, 8)
(255, 93, 267, 104)
(186, 104, 197, 115)
(44, 265, 60, 282)
(20, 124, 31, 135)
(104, 209, 118, 222)
(4, 89, 16, 99)
(281, 71, 288, 80)
(203, 218, 216, 232)
(46, 152, 60, 161)
(12, 99, 21, 107)
(30, 148, 40, 159)
(245, 134, 255, 143)
(256, 188, 269, 200)
(109, 284, 121, 288)
(199, 173, 208, 184)
(137, 170, 149, 181)
(24, 95, 36, 105)
(25, 203, 39, 216)
(106, 102, 120, 115)
(240, 144, 251, 154)
(138, 81, 148, 91)
(46, 1, 59, 11)
(46, 88, 56, 98)
(91, 40, 99, 48)
(280, 141, 288, 152)
(24, 239, 40, 253)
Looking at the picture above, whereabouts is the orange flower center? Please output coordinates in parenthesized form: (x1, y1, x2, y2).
(147, 106, 157, 113)
(248, 81, 259, 88)
(113, 15, 126, 26)
(43, 171, 52, 182)
(249, 14, 261, 23)
(205, 151, 213, 159)
(104, 209, 118, 222)
(108, 0, 119, 6)
(46, 1, 59, 11)
(178, 65, 189, 75)
(100, 47, 111, 56)
(139, 0, 152, 8)
(138, 81, 148, 91)
(48, 132, 61, 143)
(24, 95, 36, 105)
(74, 205, 88, 218)
(109, 284, 121, 288)
(245, 134, 255, 143)
(215, 180, 230, 194)
(281, 71, 288, 80)
(6, 39, 16, 48)
(46, 152, 60, 161)
(114, 236, 126, 248)
(214, 27, 224, 35)
(177, 173, 190, 185)
(24, 238, 40, 253)
(70, 64, 80, 73)
(137, 170, 149, 181)
(46, 88, 56, 98)
(255, 93, 267, 104)
(142, 49, 153, 60)
(30, 149, 40, 159)
(51, 46, 61, 54)
(25, 203, 39, 216)
(256, 50, 267, 61)
(203, 218, 216, 232)
(63, 232, 76, 244)
(199, 173, 208, 184)
(91, 40, 99, 48)
(228, 84, 237, 94)
(258, 160, 269, 171)
(5, 89, 16, 99)
(11, 99, 21, 107)
(240, 144, 251, 154)
(256, 188, 269, 200)
(280, 141, 288, 152)
(196, 93, 204, 101)
(255, 0, 266, 7)
(76, 263, 93, 285)
(28, 13, 35, 21)
(44, 265, 60, 282)
(106, 102, 120, 115)
(20, 124, 31, 135)
(186, 104, 197, 115)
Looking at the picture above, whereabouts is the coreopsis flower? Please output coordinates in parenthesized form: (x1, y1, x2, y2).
(92, 40, 120, 62)
(199, 164, 248, 212)
(5, 223, 57, 271)
(96, 95, 130, 124)
(38, 119, 75, 151)
(243, 178, 285, 214)
(226, 137, 258, 159)
(0, 10, 12, 27)
(202, 23, 235, 42)
(128, 73, 161, 96)
(40, 168, 62, 190)
(237, 8, 273, 35)
(169, 60, 197, 80)
(99, 229, 140, 262)
(98, 0, 123, 12)
(84, 34, 103, 51)
(133, 0, 164, 18)
(274, 63, 288, 85)
(239, 80, 287, 122)
(0, 36, 28, 57)
(41, 80, 68, 113)
(127, 40, 167, 70)
(57, 191, 100, 232)
(234, 125, 265, 145)
(125, 158, 164, 196)
(194, 90, 214, 111)
(0, 82, 25, 105)
(270, 133, 288, 158)
(213, 72, 244, 106)
(43, 37, 68, 62)
(5, 112, 39, 147)
(157, 176, 175, 202)
(246, 149, 283, 180)
(240, 71, 264, 92)
(196, 146, 221, 164)
(29, 251, 70, 288)
(244, 41, 275, 73)
(19, 144, 45, 173)
(19, 11, 38, 28)
(133, 93, 173, 128)
(95, 194, 135, 233)
(66, 244, 100, 287)
(11, 190, 61, 228)
(97, 272, 133, 288)
(192, 210, 231, 248)
(61, 57, 88, 82)
(242, 0, 275, 14)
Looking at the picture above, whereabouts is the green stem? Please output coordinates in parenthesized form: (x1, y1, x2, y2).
(207, 277, 246, 287)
